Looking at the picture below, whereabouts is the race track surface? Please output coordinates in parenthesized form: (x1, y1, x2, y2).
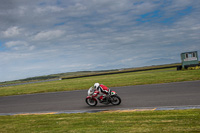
(0, 80, 200, 114)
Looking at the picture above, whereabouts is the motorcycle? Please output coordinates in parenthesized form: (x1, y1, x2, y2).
(85, 86, 121, 106)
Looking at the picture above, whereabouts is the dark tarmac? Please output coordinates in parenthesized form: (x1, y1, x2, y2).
(0, 80, 200, 115)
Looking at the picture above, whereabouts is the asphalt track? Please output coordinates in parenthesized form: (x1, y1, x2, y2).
(0, 80, 200, 115)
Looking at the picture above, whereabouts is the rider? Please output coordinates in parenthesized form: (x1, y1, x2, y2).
(94, 83, 111, 102)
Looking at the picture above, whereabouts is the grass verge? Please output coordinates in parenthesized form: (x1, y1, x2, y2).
(0, 109, 200, 133)
(1, 68, 200, 96)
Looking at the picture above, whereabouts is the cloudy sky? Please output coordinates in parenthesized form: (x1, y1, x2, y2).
(0, 0, 200, 82)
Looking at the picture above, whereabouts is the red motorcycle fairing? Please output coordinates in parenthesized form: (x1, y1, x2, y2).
(93, 90, 99, 97)
(86, 96, 97, 101)
(94, 90, 99, 93)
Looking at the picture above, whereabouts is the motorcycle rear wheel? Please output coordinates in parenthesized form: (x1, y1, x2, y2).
(86, 98, 97, 106)
(110, 95, 121, 105)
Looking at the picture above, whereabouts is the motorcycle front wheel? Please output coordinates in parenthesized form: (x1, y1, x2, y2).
(85, 98, 97, 106)
(110, 95, 121, 105)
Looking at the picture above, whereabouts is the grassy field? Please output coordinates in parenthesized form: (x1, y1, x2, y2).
(0, 109, 200, 133)
(1, 68, 200, 132)
(0, 68, 200, 96)
(0, 63, 179, 86)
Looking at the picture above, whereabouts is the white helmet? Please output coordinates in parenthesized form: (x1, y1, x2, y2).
(94, 83, 100, 89)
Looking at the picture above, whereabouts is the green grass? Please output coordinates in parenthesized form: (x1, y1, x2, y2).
(0, 109, 200, 133)
(0, 63, 179, 86)
(1, 68, 200, 96)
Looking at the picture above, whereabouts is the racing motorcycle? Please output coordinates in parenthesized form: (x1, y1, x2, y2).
(85, 86, 121, 106)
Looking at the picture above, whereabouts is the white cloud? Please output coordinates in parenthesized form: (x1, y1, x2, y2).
(170, 0, 193, 10)
(33, 30, 65, 41)
(2, 26, 22, 38)
(35, 6, 64, 13)
(132, 1, 158, 15)
(4, 41, 34, 51)
(65, 3, 90, 17)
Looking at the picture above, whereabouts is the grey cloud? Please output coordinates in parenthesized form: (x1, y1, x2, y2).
(0, 0, 200, 81)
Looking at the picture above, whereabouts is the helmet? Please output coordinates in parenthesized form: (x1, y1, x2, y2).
(94, 83, 100, 89)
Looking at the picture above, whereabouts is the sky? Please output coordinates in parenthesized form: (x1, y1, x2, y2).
(0, 0, 200, 82)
